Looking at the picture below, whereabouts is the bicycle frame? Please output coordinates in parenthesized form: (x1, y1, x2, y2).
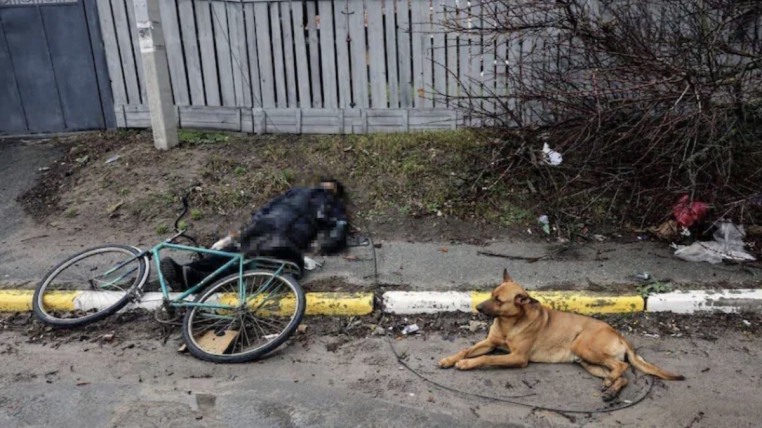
(100, 233, 294, 312)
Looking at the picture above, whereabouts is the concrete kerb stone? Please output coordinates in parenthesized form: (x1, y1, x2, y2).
(2, 288, 761, 316)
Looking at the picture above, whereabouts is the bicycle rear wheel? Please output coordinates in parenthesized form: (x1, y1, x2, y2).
(33, 245, 149, 328)
(181, 270, 306, 363)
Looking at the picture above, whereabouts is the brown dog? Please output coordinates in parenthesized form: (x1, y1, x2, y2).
(440, 270, 684, 401)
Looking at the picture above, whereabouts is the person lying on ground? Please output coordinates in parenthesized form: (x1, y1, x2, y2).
(157, 178, 348, 290)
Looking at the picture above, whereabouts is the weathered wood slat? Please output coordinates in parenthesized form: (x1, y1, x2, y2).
(367, 0, 386, 108)
(212, 1, 235, 106)
(433, 0, 446, 107)
(196, 0, 220, 106)
(410, 0, 424, 108)
(177, 0, 204, 105)
(445, 0, 457, 105)
(124, 0, 147, 100)
(227, 2, 250, 107)
(457, 0, 470, 104)
(347, 0, 368, 108)
(291, 3, 311, 108)
(396, 0, 412, 108)
(305, 2, 322, 107)
(158, 0, 189, 105)
(270, 2, 288, 108)
(244, 4, 263, 108)
(280, 1, 298, 107)
(253, 2, 275, 108)
(318, 0, 338, 108)
(110, 0, 140, 104)
(332, 1, 351, 109)
(469, 0, 482, 123)
(420, 0, 433, 108)
(95, 0, 126, 107)
(384, 0, 399, 108)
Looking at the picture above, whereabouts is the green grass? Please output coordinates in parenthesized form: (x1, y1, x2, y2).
(191, 209, 203, 220)
(179, 130, 230, 145)
(155, 224, 169, 235)
(63, 207, 78, 218)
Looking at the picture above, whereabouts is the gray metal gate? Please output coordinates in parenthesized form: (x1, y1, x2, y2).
(0, 0, 114, 134)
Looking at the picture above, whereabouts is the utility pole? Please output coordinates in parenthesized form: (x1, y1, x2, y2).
(133, 0, 178, 150)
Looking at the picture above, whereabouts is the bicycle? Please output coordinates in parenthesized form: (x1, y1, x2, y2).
(32, 191, 306, 363)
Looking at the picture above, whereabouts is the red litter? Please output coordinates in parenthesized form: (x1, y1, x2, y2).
(673, 195, 708, 228)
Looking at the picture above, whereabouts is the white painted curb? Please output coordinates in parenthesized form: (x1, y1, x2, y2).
(647, 289, 762, 314)
(383, 291, 472, 315)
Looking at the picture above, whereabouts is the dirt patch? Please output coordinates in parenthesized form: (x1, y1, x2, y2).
(16, 130, 540, 246)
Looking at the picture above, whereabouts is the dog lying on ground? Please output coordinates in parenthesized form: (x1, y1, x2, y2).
(439, 270, 684, 401)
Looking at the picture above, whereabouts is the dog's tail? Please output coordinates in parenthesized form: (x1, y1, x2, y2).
(625, 341, 685, 381)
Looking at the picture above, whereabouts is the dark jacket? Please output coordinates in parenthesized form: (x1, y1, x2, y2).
(238, 187, 348, 259)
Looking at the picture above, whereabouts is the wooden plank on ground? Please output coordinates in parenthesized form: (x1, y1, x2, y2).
(333, 0, 351, 108)
(177, 0, 204, 105)
(158, 0, 189, 106)
(196, 0, 220, 106)
(291, 3, 311, 108)
(366, 0, 386, 108)
(347, 0, 367, 108)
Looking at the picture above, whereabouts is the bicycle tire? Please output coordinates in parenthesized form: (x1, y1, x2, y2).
(181, 270, 306, 364)
(33, 245, 149, 328)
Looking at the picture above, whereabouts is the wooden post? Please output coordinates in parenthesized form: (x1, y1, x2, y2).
(133, 0, 178, 150)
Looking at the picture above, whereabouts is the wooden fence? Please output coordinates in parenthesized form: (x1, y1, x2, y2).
(96, 0, 507, 133)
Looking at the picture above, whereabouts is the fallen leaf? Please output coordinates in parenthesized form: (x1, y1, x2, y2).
(344, 255, 358, 261)
(76, 381, 91, 386)
(106, 201, 124, 215)
(297, 325, 308, 333)
(343, 146, 353, 152)
(440, 247, 448, 253)
(417, 88, 425, 98)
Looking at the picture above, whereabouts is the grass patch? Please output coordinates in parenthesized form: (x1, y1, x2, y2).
(63, 207, 78, 218)
(179, 130, 230, 145)
(156, 224, 169, 235)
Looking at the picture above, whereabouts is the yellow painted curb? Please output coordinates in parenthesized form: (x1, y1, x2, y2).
(471, 291, 644, 315)
(0, 290, 374, 316)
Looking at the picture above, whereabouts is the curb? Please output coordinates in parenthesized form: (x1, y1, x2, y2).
(646, 289, 762, 314)
(0, 290, 374, 316)
(383, 291, 645, 315)
(3, 288, 761, 317)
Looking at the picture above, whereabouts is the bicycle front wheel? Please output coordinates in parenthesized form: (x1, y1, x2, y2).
(33, 245, 149, 328)
(181, 270, 306, 364)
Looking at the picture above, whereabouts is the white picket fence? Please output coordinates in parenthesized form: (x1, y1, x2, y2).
(95, 0, 525, 133)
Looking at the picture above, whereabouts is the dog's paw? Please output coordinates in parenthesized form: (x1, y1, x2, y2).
(455, 360, 474, 371)
(439, 358, 455, 369)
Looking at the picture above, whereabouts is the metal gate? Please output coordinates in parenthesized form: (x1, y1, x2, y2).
(0, 0, 114, 134)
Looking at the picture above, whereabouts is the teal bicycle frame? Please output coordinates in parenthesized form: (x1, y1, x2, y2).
(101, 237, 296, 312)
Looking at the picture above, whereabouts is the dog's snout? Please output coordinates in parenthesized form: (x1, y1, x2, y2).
(476, 301, 486, 313)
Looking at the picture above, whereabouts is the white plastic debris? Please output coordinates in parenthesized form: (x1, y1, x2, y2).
(542, 143, 563, 166)
(105, 155, 121, 164)
(303, 256, 319, 271)
(538, 215, 550, 235)
(673, 222, 756, 264)
(402, 324, 420, 335)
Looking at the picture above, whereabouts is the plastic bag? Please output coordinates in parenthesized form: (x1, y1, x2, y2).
(673, 222, 756, 264)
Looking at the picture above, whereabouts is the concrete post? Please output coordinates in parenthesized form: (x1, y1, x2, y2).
(133, 0, 178, 150)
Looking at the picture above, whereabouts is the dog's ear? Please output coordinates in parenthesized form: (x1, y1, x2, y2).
(514, 293, 538, 305)
(502, 269, 513, 283)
